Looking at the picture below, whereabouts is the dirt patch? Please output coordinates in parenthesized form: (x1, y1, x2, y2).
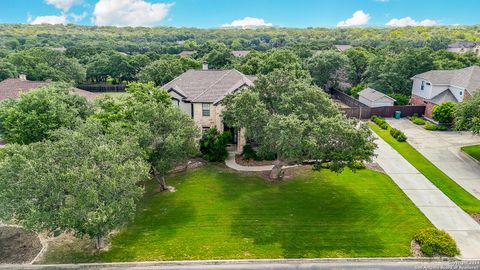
(471, 213, 480, 225)
(410, 240, 425, 257)
(367, 162, 385, 173)
(235, 155, 276, 166)
(169, 158, 206, 173)
(0, 226, 42, 264)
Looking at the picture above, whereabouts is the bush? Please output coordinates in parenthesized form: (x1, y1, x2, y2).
(242, 144, 257, 160)
(349, 84, 364, 98)
(371, 115, 390, 130)
(425, 122, 448, 131)
(390, 128, 407, 142)
(414, 229, 459, 257)
(255, 148, 276, 161)
(199, 128, 230, 162)
(409, 114, 426, 125)
(350, 161, 366, 170)
(432, 102, 456, 125)
(390, 93, 410, 105)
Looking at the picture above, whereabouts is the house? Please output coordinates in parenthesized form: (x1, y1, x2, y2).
(0, 74, 98, 102)
(447, 41, 480, 56)
(232, 50, 250, 57)
(334, 45, 353, 52)
(358, 88, 395, 107)
(163, 63, 255, 151)
(178, 50, 196, 57)
(410, 66, 480, 118)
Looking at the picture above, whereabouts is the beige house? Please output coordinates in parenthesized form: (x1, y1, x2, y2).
(358, 88, 395, 107)
(163, 64, 255, 152)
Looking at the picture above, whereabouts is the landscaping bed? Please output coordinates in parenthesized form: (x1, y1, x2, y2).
(235, 154, 276, 166)
(0, 226, 42, 264)
(39, 165, 433, 263)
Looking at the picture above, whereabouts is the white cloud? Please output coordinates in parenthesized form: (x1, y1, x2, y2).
(45, 0, 82, 11)
(93, 0, 174, 27)
(221, 17, 273, 29)
(337, 10, 370, 27)
(386, 17, 438, 27)
(70, 11, 88, 22)
(29, 15, 68, 25)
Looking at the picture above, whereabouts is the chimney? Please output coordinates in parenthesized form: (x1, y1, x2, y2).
(202, 61, 209, 70)
(19, 74, 27, 81)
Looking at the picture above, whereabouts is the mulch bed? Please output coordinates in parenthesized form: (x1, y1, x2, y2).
(471, 213, 480, 225)
(0, 226, 42, 264)
(235, 155, 276, 166)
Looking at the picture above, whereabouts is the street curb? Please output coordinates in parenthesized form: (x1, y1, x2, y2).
(459, 148, 480, 167)
(0, 257, 460, 269)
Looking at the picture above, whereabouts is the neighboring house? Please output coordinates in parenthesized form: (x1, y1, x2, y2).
(178, 50, 196, 57)
(447, 41, 480, 56)
(163, 64, 255, 151)
(0, 74, 98, 102)
(358, 87, 395, 107)
(410, 66, 480, 118)
(232, 50, 250, 57)
(334, 45, 353, 51)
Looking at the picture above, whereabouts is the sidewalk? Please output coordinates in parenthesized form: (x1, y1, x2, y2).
(387, 118, 480, 200)
(373, 132, 480, 259)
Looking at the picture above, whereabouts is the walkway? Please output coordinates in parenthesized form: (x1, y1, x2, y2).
(388, 119, 480, 200)
(373, 132, 480, 259)
(225, 152, 275, 172)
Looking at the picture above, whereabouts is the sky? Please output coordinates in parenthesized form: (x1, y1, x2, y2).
(1, 0, 480, 28)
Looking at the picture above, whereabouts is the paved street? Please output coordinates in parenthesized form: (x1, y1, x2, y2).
(372, 132, 480, 259)
(387, 118, 480, 200)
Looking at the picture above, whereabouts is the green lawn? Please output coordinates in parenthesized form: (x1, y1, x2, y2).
(462, 145, 480, 162)
(41, 165, 432, 263)
(370, 123, 480, 214)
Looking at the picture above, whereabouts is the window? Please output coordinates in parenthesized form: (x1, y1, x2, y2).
(460, 91, 463, 96)
(421, 81, 425, 90)
(172, 98, 179, 107)
(202, 103, 210, 116)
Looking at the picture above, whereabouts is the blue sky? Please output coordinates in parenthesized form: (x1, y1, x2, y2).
(1, 0, 479, 28)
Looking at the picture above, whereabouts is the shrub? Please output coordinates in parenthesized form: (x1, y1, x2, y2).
(390, 128, 407, 142)
(414, 229, 459, 257)
(349, 161, 366, 170)
(425, 122, 448, 131)
(371, 115, 390, 130)
(242, 144, 257, 160)
(390, 93, 409, 105)
(349, 84, 365, 98)
(409, 114, 426, 125)
(199, 128, 231, 162)
(255, 149, 276, 161)
(432, 102, 456, 125)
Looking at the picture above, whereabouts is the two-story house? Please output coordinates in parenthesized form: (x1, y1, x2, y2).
(163, 63, 255, 152)
(410, 66, 480, 118)
(447, 41, 480, 57)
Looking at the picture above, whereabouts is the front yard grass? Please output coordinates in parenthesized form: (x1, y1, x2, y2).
(41, 165, 432, 263)
(370, 123, 480, 214)
(461, 145, 480, 162)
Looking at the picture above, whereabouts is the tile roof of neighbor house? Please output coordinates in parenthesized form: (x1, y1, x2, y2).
(448, 41, 479, 48)
(334, 45, 353, 51)
(232, 50, 250, 57)
(163, 69, 255, 104)
(358, 87, 396, 102)
(178, 50, 196, 56)
(412, 66, 480, 93)
(0, 78, 98, 101)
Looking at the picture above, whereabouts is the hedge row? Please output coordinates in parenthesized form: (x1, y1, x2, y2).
(371, 115, 407, 142)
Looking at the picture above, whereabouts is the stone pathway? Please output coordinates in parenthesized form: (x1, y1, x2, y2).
(388, 118, 480, 200)
(373, 132, 480, 259)
(225, 152, 276, 172)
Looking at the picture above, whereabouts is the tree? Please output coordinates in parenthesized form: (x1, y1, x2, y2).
(344, 47, 372, 86)
(222, 69, 376, 180)
(257, 48, 303, 75)
(306, 50, 353, 90)
(0, 60, 17, 81)
(199, 128, 230, 162)
(138, 58, 184, 86)
(433, 102, 456, 125)
(94, 82, 200, 191)
(7, 48, 86, 83)
(86, 51, 135, 83)
(455, 92, 480, 133)
(0, 120, 149, 249)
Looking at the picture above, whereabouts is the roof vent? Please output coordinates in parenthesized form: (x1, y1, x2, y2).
(202, 61, 209, 70)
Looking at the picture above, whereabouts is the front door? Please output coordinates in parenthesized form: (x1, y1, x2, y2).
(223, 124, 237, 144)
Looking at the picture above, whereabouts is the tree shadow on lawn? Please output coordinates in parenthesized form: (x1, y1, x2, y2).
(229, 170, 395, 258)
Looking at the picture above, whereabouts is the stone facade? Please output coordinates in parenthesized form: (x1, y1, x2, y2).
(410, 94, 434, 118)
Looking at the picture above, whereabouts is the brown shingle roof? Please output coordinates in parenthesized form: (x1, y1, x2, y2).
(163, 69, 254, 103)
(0, 78, 98, 101)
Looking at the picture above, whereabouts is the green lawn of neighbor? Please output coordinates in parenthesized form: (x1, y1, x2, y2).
(41, 165, 432, 263)
(462, 145, 480, 162)
(370, 122, 480, 214)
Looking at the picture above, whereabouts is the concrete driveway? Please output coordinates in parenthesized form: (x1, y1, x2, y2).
(387, 119, 480, 200)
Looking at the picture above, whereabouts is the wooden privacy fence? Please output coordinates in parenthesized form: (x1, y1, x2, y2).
(330, 88, 367, 108)
(77, 84, 126, 93)
(341, 105, 426, 119)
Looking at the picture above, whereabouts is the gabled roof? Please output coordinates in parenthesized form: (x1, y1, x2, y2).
(163, 69, 254, 103)
(178, 50, 196, 56)
(427, 89, 459, 105)
(412, 66, 480, 93)
(334, 45, 353, 51)
(358, 87, 395, 102)
(232, 50, 250, 57)
(448, 41, 479, 49)
(0, 78, 98, 101)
